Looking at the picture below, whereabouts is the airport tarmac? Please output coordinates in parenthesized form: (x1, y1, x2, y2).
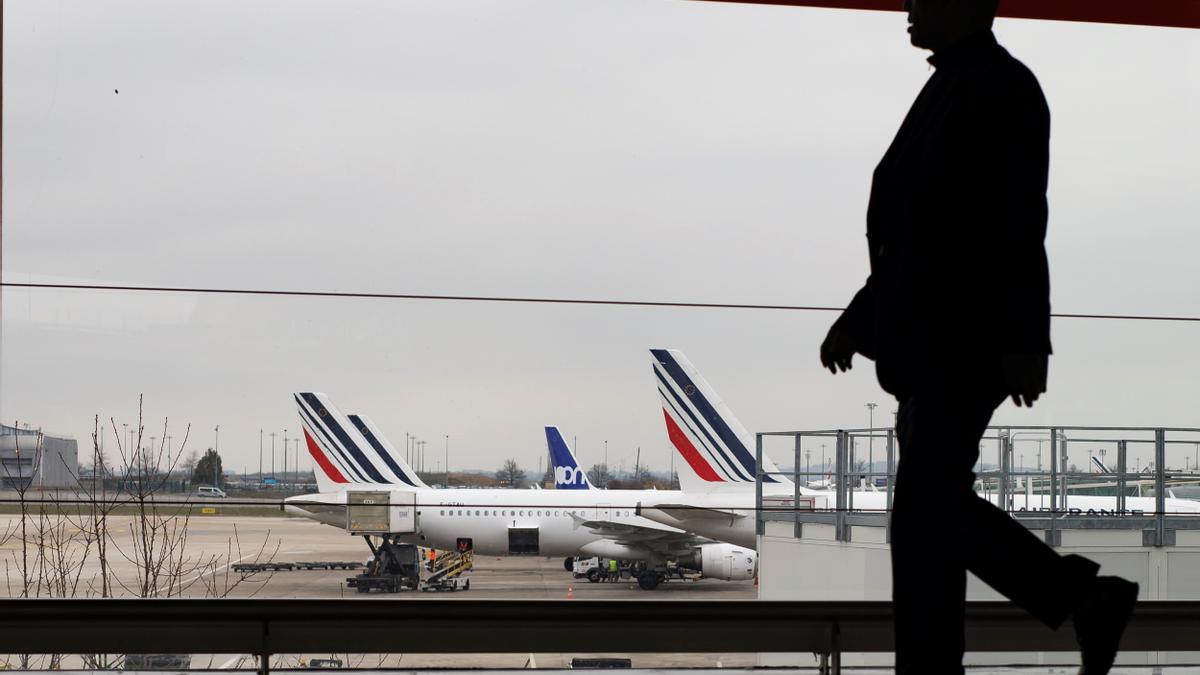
(0, 514, 756, 600)
(182, 515, 752, 599)
(0, 514, 758, 668)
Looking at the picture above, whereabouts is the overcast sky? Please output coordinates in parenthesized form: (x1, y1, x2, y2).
(3, 0, 1198, 476)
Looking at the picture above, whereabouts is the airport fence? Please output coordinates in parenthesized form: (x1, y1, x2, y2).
(755, 425, 1200, 546)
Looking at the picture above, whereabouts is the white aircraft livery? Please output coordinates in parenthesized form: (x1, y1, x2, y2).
(285, 392, 756, 589)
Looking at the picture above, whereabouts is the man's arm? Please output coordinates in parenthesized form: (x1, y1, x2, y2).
(988, 64, 1052, 405)
(821, 283, 874, 374)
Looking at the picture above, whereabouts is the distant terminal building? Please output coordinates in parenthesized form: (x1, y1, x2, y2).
(0, 423, 79, 489)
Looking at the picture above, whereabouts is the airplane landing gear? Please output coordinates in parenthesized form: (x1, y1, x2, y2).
(636, 572, 664, 591)
(346, 535, 420, 593)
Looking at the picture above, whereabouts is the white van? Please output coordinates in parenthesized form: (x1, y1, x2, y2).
(194, 486, 226, 498)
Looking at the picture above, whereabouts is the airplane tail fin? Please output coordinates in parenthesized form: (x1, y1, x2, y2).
(650, 349, 790, 494)
(1091, 456, 1113, 474)
(294, 392, 423, 492)
(545, 426, 593, 490)
(348, 414, 429, 489)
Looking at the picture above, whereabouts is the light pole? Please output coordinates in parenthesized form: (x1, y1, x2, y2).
(445, 435, 449, 485)
(294, 438, 299, 482)
(282, 429, 288, 481)
(865, 402, 877, 486)
(283, 430, 289, 484)
(270, 432, 276, 479)
(406, 433, 411, 465)
(259, 429, 263, 481)
(805, 448, 811, 483)
(604, 440, 609, 487)
(820, 443, 827, 475)
(213, 425, 220, 487)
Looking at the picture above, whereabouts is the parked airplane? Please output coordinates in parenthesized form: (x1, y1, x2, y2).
(637, 349, 1200, 549)
(285, 392, 755, 589)
(547, 404, 855, 551)
(546, 374, 874, 550)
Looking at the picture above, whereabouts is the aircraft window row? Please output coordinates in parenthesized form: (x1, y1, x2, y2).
(437, 509, 632, 517)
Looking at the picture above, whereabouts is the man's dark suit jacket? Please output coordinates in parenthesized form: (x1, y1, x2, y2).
(834, 31, 1052, 397)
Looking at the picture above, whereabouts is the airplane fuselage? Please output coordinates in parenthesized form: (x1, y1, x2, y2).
(288, 487, 690, 559)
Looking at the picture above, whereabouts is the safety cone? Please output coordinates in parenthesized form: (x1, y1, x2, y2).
(567, 586, 574, 599)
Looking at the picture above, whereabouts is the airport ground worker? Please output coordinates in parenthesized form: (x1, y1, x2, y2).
(608, 558, 619, 582)
(820, 1, 1137, 673)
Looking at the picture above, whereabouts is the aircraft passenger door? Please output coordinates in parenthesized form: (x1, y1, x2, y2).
(598, 503, 611, 522)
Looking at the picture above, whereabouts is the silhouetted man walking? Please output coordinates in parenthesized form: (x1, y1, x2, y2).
(820, 2, 1138, 673)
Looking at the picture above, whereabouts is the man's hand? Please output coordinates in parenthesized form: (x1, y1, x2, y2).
(1002, 353, 1048, 407)
(820, 324, 857, 374)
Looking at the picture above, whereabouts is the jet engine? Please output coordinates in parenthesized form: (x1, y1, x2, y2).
(683, 543, 757, 581)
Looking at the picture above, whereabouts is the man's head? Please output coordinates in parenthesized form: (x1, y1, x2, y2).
(903, 0, 999, 51)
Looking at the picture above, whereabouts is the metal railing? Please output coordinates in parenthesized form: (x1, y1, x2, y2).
(1, 599, 1200, 675)
(755, 426, 1200, 546)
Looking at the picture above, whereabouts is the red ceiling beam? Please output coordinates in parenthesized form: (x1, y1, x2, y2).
(689, 0, 1200, 30)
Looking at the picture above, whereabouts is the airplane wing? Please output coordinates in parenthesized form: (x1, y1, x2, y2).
(569, 513, 711, 549)
(648, 504, 746, 522)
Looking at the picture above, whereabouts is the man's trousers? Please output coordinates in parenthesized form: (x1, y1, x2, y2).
(890, 387, 1098, 674)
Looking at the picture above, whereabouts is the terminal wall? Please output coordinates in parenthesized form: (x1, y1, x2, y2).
(757, 521, 1200, 668)
(36, 435, 79, 488)
(0, 424, 79, 489)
